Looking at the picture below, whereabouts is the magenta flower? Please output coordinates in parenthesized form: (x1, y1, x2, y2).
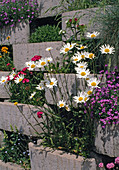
(37, 112, 43, 118)
(106, 163, 115, 169)
(98, 163, 104, 168)
(115, 157, 119, 164)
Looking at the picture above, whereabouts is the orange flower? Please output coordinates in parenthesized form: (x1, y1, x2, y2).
(0, 56, 2, 58)
(6, 36, 10, 40)
(1, 46, 8, 53)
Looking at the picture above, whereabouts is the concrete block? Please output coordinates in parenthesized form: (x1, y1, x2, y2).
(0, 130, 4, 147)
(62, 7, 101, 40)
(0, 102, 49, 136)
(0, 21, 29, 45)
(37, 0, 64, 18)
(29, 142, 96, 170)
(0, 71, 10, 98)
(0, 160, 24, 170)
(13, 41, 63, 70)
(94, 121, 119, 157)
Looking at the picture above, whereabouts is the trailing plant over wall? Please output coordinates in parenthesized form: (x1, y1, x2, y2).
(29, 25, 62, 43)
(0, 0, 39, 28)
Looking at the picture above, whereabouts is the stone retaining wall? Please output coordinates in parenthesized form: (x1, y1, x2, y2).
(29, 142, 96, 170)
(0, 102, 47, 136)
(13, 41, 63, 70)
(0, 21, 29, 45)
(0, 160, 24, 170)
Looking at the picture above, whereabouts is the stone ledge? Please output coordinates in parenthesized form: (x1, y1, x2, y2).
(29, 142, 96, 170)
(0, 102, 49, 136)
(94, 122, 119, 157)
(0, 160, 24, 170)
(13, 41, 63, 70)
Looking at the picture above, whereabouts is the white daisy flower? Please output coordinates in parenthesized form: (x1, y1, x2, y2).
(0, 76, 8, 84)
(100, 44, 115, 54)
(86, 31, 100, 38)
(87, 77, 100, 88)
(14, 75, 24, 84)
(27, 61, 36, 71)
(45, 78, 57, 89)
(36, 82, 45, 90)
(25, 61, 31, 67)
(73, 92, 88, 103)
(85, 87, 93, 96)
(29, 92, 36, 99)
(76, 44, 87, 50)
(76, 69, 90, 78)
(36, 59, 47, 68)
(75, 51, 88, 60)
(47, 57, 53, 63)
(9, 71, 16, 80)
(57, 100, 66, 108)
(60, 43, 76, 54)
(71, 55, 81, 63)
(86, 52, 95, 59)
(65, 105, 70, 111)
(75, 62, 88, 71)
(46, 47, 53, 52)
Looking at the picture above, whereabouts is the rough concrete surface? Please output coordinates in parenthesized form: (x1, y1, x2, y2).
(29, 142, 96, 170)
(0, 160, 24, 170)
(0, 21, 29, 45)
(0, 102, 48, 136)
(94, 122, 119, 157)
(13, 41, 63, 70)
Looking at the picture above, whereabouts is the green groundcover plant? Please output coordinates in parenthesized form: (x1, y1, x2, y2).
(0, 15, 119, 168)
(0, 0, 39, 29)
(0, 125, 37, 169)
(29, 24, 62, 43)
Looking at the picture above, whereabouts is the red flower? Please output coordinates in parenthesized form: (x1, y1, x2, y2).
(12, 68, 15, 70)
(74, 18, 78, 21)
(31, 55, 42, 61)
(7, 76, 10, 81)
(37, 112, 43, 118)
(18, 71, 26, 75)
(22, 78, 29, 83)
(7, 63, 10, 66)
(22, 67, 28, 71)
(69, 19, 72, 23)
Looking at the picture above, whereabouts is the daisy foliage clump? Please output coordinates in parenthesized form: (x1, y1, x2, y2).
(0, 15, 118, 158)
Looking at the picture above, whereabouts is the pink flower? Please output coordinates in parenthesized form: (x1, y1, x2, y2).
(74, 18, 78, 21)
(22, 78, 29, 83)
(106, 163, 115, 169)
(31, 55, 42, 61)
(115, 157, 119, 164)
(12, 68, 15, 70)
(98, 163, 104, 168)
(7, 63, 10, 66)
(37, 112, 43, 118)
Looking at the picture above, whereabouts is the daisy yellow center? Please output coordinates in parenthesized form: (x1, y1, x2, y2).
(91, 82, 96, 86)
(91, 34, 96, 38)
(65, 106, 68, 110)
(89, 53, 94, 59)
(19, 78, 23, 82)
(104, 48, 110, 53)
(70, 45, 72, 48)
(74, 58, 78, 61)
(41, 62, 46, 66)
(84, 97, 87, 101)
(2, 80, 5, 82)
(81, 55, 85, 59)
(31, 64, 35, 68)
(87, 90, 92, 95)
(80, 66, 84, 68)
(48, 49, 51, 51)
(78, 97, 83, 101)
(81, 72, 86, 76)
(65, 48, 69, 52)
(48, 60, 50, 62)
(80, 46, 84, 49)
(14, 102, 18, 105)
(50, 82, 54, 85)
(60, 103, 64, 107)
